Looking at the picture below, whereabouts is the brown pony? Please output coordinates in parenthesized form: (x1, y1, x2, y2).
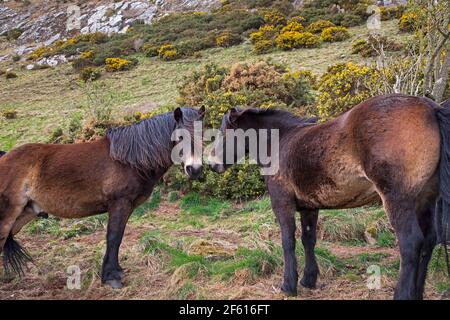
(0, 107, 205, 288)
(209, 94, 450, 300)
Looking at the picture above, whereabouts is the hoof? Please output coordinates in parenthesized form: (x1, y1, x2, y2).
(105, 279, 123, 289)
(300, 278, 316, 289)
(281, 284, 297, 296)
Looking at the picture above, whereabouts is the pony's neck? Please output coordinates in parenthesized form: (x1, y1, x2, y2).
(239, 110, 306, 139)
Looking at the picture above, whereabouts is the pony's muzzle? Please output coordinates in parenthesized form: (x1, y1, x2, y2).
(209, 163, 226, 174)
(186, 165, 203, 179)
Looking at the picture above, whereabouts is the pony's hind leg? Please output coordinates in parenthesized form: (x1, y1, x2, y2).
(102, 199, 133, 289)
(299, 209, 319, 289)
(0, 194, 30, 276)
(415, 188, 438, 299)
(383, 195, 424, 299)
(11, 206, 38, 235)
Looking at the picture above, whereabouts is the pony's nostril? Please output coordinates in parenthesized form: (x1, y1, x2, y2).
(186, 165, 193, 175)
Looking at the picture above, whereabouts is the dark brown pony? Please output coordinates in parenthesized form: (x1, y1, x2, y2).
(0, 107, 204, 288)
(209, 94, 450, 300)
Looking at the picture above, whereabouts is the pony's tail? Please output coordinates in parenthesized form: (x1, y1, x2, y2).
(434, 103, 450, 276)
(2, 234, 33, 277)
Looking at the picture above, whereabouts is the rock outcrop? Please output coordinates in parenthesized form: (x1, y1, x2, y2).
(0, 0, 221, 45)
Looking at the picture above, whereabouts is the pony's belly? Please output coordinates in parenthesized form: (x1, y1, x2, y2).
(296, 176, 380, 209)
(29, 191, 107, 218)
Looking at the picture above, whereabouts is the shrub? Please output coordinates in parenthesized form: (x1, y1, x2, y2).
(336, 13, 364, 27)
(12, 54, 20, 62)
(191, 163, 266, 200)
(80, 50, 94, 60)
(2, 109, 18, 119)
(79, 67, 101, 82)
(287, 69, 319, 90)
(306, 20, 335, 34)
(317, 63, 375, 119)
(142, 43, 159, 57)
(178, 63, 228, 107)
(253, 39, 274, 54)
(321, 26, 351, 42)
(351, 35, 403, 57)
(105, 57, 134, 72)
(280, 21, 304, 33)
(179, 61, 314, 128)
(380, 5, 405, 21)
(215, 31, 242, 47)
(30, 46, 56, 60)
(287, 16, 305, 25)
(5, 71, 17, 79)
(158, 44, 179, 61)
(6, 28, 22, 40)
(73, 32, 108, 44)
(71, 57, 93, 71)
(260, 8, 286, 26)
(399, 11, 421, 32)
(276, 31, 321, 50)
(250, 25, 277, 44)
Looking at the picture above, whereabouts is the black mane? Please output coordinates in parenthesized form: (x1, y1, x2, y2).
(107, 107, 198, 172)
(225, 107, 317, 129)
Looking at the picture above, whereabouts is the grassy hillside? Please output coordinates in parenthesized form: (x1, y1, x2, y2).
(0, 20, 405, 150)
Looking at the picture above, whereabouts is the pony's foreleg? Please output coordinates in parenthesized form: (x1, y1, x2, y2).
(102, 199, 133, 289)
(268, 185, 298, 295)
(299, 209, 319, 289)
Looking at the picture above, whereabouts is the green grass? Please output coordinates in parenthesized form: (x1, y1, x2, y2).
(180, 192, 231, 218)
(376, 230, 396, 248)
(24, 214, 107, 239)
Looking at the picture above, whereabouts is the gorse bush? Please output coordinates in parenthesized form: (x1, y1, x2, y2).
(320, 26, 351, 42)
(306, 20, 335, 34)
(80, 67, 101, 82)
(317, 62, 374, 119)
(260, 8, 286, 26)
(276, 31, 321, 50)
(158, 44, 178, 61)
(280, 21, 304, 33)
(105, 57, 136, 72)
(215, 31, 242, 47)
(398, 10, 422, 32)
(380, 5, 405, 21)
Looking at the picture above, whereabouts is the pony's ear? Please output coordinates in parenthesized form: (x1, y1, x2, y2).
(228, 107, 241, 122)
(198, 105, 206, 119)
(174, 107, 183, 123)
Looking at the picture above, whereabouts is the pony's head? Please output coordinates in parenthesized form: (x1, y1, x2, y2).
(173, 106, 205, 179)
